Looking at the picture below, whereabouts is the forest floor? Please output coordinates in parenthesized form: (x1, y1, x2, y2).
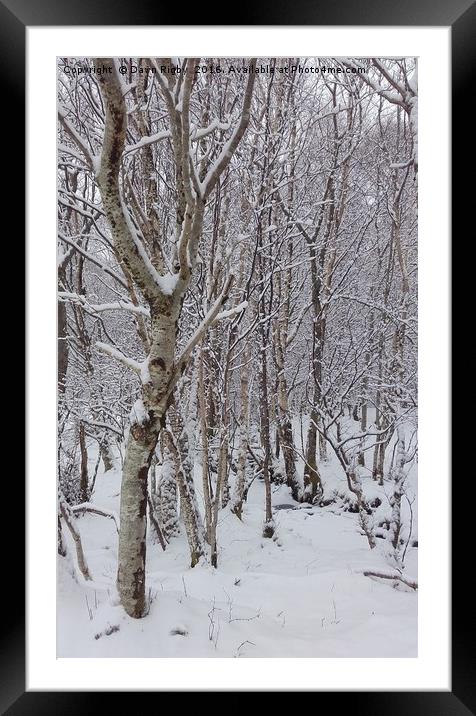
(57, 439, 418, 658)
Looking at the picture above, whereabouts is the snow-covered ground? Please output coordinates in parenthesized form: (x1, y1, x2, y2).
(57, 438, 417, 658)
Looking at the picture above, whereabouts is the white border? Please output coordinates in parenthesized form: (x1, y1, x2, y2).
(27, 26, 450, 691)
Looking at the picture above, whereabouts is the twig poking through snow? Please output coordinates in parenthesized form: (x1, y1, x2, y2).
(234, 640, 256, 657)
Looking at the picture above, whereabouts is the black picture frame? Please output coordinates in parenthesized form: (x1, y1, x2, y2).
(4, 0, 470, 709)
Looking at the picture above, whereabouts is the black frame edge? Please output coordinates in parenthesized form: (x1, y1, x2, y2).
(0, 0, 26, 714)
(5, 0, 473, 710)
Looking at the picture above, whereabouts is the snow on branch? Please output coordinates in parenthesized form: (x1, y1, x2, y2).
(58, 108, 97, 171)
(340, 60, 404, 106)
(341, 58, 417, 172)
(71, 503, 119, 533)
(59, 498, 92, 582)
(200, 60, 257, 200)
(214, 301, 248, 323)
(58, 143, 92, 169)
(124, 130, 172, 155)
(96, 341, 142, 374)
(93, 58, 169, 302)
(170, 273, 236, 391)
(58, 233, 129, 290)
(129, 398, 149, 426)
(286, 301, 313, 347)
(190, 118, 231, 142)
(119, 195, 180, 297)
(57, 246, 74, 270)
(390, 160, 413, 170)
(372, 59, 406, 98)
(76, 416, 123, 438)
(58, 291, 150, 318)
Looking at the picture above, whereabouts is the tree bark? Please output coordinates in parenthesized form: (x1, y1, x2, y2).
(259, 325, 274, 538)
(58, 299, 69, 396)
(117, 421, 159, 617)
(163, 429, 204, 567)
(155, 434, 179, 540)
(231, 342, 251, 520)
(79, 422, 89, 503)
(198, 346, 213, 542)
(303, 408, 322, 503)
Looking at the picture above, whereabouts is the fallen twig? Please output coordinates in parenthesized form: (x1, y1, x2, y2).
(362, 570, 418, 590)
(71, 502, 119, 534)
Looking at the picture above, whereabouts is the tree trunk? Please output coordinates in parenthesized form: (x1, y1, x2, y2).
(100, 438, 115, 473)
(347, 467, 376, 550)
(303, 408, 322, 502)
(318, 431, 328, 462)
(274, 319, 300, 499)
(117, 422, 158, 618)
(259, 335, 274, 538)
(163, 429, 204, 568)
(58, 298, 69, 396)
(358, 398, 368, 467)
(58, 513, 66, 557)
(231, 342, 250, 520)
(302, 314, 325, 503)
(280, 417, 299, 499)
(389, 423, 407, 555)
(219, 332, 232, 508)
(156, 436, 179, 540)
(79, 422, 89, 503)
(209, 434, 233, 562)
(198, 346, 213, 541)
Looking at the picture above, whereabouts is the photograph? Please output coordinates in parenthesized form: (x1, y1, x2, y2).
(56, 56, 418, 658)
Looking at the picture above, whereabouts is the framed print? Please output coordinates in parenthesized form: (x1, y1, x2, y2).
(1, 0, 470, 709)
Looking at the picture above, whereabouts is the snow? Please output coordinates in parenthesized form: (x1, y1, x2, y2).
(70, 502, 119, 533)
(91, 154, 100, 177)
(191, 119, 231, 142)
(58, 425, 417, 658)
(140, 359, 151, 385)
(125, 130, 171, 154)
(156, 272, 180, 296)
(96, 341, 141, 373)
(59, 292, 150, 318)
(215, 301, 248, 322)
(199, 133, 236, 197)
(120, 198, 179, 297)
(129, 398, 148, 427)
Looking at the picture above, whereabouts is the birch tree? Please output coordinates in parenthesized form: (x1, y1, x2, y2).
(59, 57, 256, 617)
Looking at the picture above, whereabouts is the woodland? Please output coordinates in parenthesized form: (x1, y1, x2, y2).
(57, 57, 418, 657)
